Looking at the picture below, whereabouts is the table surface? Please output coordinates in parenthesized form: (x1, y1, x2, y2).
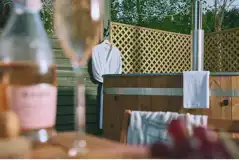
(31, 132, 150, 159)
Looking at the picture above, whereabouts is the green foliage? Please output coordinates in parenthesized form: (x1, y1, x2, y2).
(158, 13, 191, 34)
(40, 4, 54, 36)
(1, 0, 12, 6)
(111, 0, 239, 34)
(112, 0, 192, 34)
(202, 10, 215, 32)
(224, 8, 239, 29)
(0, 0, 54, 36)
(202, 7, 239, 33)
(0, 0, 12, 28)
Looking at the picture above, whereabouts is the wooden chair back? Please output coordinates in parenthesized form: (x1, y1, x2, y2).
(120, 110, 239, 144)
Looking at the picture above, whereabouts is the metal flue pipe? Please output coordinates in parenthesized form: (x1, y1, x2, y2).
(192, 0, 204, 71)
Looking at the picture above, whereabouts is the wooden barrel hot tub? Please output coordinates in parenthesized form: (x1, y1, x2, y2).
(102, 73, 239, 141)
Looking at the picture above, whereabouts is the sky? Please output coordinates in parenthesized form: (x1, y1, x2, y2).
(205, 0, 239, 8)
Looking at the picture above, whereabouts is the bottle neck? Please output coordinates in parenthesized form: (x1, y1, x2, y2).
(13, 0, 42, 13)
(0, 0, 53, 64)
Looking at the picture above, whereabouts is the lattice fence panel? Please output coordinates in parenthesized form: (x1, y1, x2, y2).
(110, 22, 239, 73)
(204, 28, 239, 72)
(110, 22, 192, 73)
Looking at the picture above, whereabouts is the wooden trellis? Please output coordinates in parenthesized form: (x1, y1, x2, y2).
(204, 28, 239, 72)
(110, 22, 192, 73)
(110, 22, 239, 73)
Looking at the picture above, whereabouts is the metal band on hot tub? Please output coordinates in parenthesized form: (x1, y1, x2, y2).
(104, 88, 239, 97)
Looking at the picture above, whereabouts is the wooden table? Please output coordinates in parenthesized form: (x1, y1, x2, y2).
(31, 132, 150, 159)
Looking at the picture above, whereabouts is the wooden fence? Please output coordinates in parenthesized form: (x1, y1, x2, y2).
(110, 22, 239, 73)
(204, 28, 239, 72)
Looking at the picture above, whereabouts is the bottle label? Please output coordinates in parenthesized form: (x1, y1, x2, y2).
(13, 0, 42, 10)
(77, 84, 86, 129)
(7, 84, 57, 130)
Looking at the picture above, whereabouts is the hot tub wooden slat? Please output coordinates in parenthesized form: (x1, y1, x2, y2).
(104, 77, 125, 142)
(137, 77, 151, 111)
(210, 76, 232, 120)
(103, 94, 118, 141)
(232, 76, 239, 120)
(151, 76, 181, 112)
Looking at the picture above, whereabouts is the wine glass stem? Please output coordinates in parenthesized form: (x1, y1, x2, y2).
(72, 62, 87, 150)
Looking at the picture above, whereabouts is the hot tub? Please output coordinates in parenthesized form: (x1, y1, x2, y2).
(102, 72, 239, 141)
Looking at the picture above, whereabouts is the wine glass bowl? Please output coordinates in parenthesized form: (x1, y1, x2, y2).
(54, 0, 103, 66)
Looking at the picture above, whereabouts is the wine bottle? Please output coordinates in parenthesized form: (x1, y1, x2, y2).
(0, 0, 57, 143)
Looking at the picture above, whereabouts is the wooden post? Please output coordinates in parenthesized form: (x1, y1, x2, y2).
(101, 0, 111, 41)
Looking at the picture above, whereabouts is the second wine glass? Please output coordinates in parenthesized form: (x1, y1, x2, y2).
(54, 0, 103, 156)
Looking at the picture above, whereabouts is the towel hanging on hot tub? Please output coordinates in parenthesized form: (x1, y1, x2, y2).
(183, 71, 210, 109)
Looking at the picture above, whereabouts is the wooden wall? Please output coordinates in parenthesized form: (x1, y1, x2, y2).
(51, 38, 99, 134)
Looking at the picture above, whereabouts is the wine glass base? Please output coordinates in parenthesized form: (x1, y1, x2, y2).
(22, 128, 57, 146)
(68, 139, 88, 157)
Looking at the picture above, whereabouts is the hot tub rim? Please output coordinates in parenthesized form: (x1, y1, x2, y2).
(103, 72, 239, 77)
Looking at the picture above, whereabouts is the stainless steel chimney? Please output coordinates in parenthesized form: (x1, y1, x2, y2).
(192, 0, 204, 71)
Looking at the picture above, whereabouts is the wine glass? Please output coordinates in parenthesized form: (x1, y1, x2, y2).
(54, 0, 103, 156)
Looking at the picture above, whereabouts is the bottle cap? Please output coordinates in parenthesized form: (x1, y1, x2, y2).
(13, 0, 42, 10)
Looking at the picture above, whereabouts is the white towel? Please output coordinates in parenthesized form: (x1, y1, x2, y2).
(127, 111, 208, 145)
(183, 71, 210, 108)
(92, 42, 122, 83)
